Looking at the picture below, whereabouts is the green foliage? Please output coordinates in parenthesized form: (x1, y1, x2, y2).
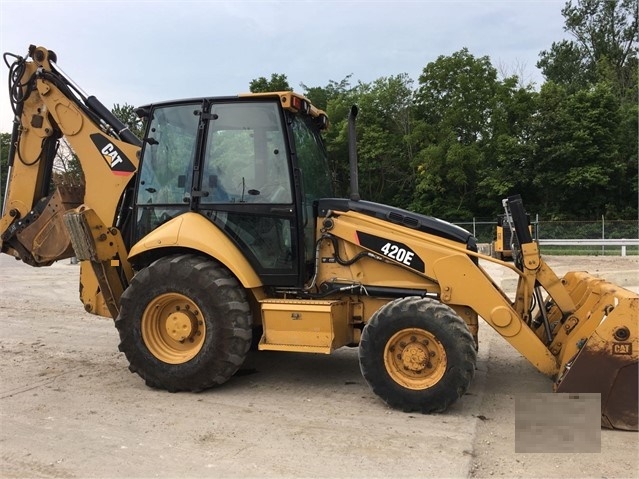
(537, 40, 588, 88)
(411, 49, 531, 219)
(245, 0, 638, 224)
(613, 101, 639, 218)
(416, 49, 498, 145)
(53, 141, 84, 188)
(301, 75, 353, 111)
(354, 74, 416, 206)
(531, 81, 628, 219)
(538, 0, 638, 102)
(316, 79, 357, 196)
(249, 73, 292, 93)
(112, 103, 145, 139)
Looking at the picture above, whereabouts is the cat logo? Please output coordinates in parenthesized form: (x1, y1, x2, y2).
(90, 133, 136, 176)
(612, 343, 632, 355)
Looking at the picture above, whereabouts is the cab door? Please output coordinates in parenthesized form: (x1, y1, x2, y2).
(196, 100, 299, 286)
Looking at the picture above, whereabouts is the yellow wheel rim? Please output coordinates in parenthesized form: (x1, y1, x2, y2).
(141, 293, 206, 364)
(383, 328, 447, 390)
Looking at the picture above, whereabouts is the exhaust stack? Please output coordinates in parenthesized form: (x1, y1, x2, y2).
(348, 105, 360, 201)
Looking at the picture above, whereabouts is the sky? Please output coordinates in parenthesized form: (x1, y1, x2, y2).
(0, 0, 570, 133)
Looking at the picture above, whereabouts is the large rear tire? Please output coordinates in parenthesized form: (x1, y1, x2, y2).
(115, 254, 252, 392)
(359, 297, 476, 413)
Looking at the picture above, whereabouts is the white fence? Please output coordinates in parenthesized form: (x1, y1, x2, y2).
(537, 239, 639, 257)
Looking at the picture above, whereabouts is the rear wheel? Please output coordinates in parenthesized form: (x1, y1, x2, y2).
(359, 297, 476, 413)
(116, 254, 252, 391)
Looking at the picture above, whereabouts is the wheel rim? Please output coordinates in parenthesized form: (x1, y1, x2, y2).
(141, 293, 206, 364)
(383, 328, 447, 390)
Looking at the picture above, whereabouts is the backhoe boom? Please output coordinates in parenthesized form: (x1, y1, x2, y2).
(1, 45, 140, 316)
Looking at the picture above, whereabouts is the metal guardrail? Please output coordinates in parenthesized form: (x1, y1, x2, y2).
(538, 239, 639, 256)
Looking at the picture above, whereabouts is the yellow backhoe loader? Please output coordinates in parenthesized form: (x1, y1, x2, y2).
(2, 46, 637, 430)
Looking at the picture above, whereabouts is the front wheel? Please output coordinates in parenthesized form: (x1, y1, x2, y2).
(115, 254, 252, 392)
(359, 297, 476, 413)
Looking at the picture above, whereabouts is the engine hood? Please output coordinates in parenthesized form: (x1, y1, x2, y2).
(316, 198, 477, 251)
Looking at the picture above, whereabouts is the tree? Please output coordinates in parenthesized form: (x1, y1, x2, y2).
(415, 48, 499, 146)
(249, 73, 292, 93)
(410, 49, 542, 219)
(476, 78, 538, 214)
(533, 0, 638, 220)
(354, 74, 416, 207)
(613, 100, 639, 218)
(301, 75, 353, 111)
(537, 40, 588, 88)
(531, 82, 626, 218)
(538, 0, 638, 101)
(112, 103, 144, 139)
(52, 140, 84, 188)
(411, 49, 501, 218)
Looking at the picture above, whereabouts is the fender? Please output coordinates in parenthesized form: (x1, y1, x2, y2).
(128, 212, 262, 288)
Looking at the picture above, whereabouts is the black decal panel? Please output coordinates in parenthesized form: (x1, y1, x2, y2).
(90, 134, 136, 175)
(356, 231, 425, 273)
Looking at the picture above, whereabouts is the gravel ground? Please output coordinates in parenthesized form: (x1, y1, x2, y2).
(0, 254, 637, 478)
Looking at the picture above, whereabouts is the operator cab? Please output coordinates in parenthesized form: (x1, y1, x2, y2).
(132, 93, 332, 287)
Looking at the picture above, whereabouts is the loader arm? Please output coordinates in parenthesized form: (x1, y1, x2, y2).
(316, 202, 559, 375)
(315, 197, 637, 430)
(1, 46, 141, 317)
(502, 195, 638, 430)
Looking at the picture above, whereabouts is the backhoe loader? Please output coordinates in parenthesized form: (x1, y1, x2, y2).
(2, 45, 637, 431)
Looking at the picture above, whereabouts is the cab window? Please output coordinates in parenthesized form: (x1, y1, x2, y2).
(135, 104, 198, 239)
(201, 102, 291, 204)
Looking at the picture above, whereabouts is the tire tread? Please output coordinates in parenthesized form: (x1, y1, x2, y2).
(115, 254, 251, 392)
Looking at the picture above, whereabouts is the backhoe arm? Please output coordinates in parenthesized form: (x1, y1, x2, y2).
(1, 45, 142, 318)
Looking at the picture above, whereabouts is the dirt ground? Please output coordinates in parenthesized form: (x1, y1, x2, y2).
(0, 254, 637, 478)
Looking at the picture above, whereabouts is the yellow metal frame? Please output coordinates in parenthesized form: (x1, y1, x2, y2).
(0, 47, 141, 234)
(318, 209, 562, 375)
(1, 46, 140, 319)
(259, 299, 351, 353)
(239, 91, 327, 121)
(128, 212, 262, 289)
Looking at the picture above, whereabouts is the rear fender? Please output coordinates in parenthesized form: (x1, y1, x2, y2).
(128, 212, 262, 289)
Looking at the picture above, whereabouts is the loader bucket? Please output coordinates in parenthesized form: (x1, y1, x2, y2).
(554, 271, 638, 431)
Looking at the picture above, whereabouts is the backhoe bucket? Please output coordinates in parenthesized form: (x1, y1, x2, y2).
(554, 271, 638, 431)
